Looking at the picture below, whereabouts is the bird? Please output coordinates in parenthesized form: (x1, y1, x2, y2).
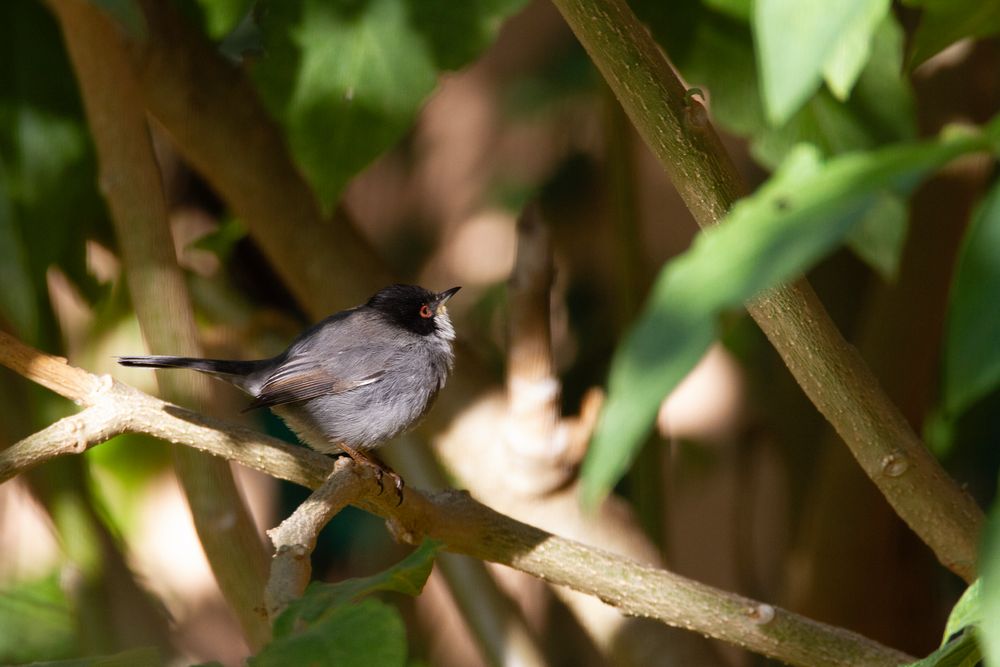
(118, 284, 461, 501)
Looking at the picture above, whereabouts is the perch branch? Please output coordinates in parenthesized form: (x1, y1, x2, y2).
(549, 0, 983, 580)
(0, 332, 914, 667)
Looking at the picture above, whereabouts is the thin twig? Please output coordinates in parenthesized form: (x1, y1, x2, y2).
(0, 332, 914, 667)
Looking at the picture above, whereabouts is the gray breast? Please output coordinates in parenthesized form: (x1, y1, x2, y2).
(273, 336, 453, 453)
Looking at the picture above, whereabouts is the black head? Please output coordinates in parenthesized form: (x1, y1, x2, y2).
(366, 284, 461, 336)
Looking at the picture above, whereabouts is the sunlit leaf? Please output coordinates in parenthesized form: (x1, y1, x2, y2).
(944, 580, 982, 644)
(753, 0, 890, 124)
(942, 179, 1000, 416)
(581, 122, 1000, 507)
(252, 0, 529, 212)
(821, 0, 888, 100)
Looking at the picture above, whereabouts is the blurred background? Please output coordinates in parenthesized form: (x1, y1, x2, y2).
(1, 0, 999, 665)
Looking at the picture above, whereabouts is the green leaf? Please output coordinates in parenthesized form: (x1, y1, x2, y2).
(844, 191, 907, 281)
(907, 0, 1000, 69)
(983, 501, 1000, 667)
(0, 165, 38, 338)
(252, 0, 528, 212)
(702, 0, 749, 21)
(753, 0, 890, 124)
(821, 0, 888, 100)
(942, 179, 1000, 416)
(193, 0, 256, 38)
(635, 3, 915, 175)
(904, 629, 981, 667)
(944, 580, 982, 644)
(253, 598, 406, 667)
(0, 1, 112, 341)
(0, 575, 75, 663)
(580, 122, 1000, 507)
(255, 539, 440, 666)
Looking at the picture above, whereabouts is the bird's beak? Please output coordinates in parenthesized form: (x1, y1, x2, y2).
(433, 286, 461, 314)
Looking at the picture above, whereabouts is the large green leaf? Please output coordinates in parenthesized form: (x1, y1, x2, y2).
(252, 0, 529, 212)
(253, 540, 441, 666)
(252, 599, 406, 667)
(754, 0, 890, 124)
(634, 2, 916, 169)
(942, 179, 1000, 416)
(906, 0, 1000, 69)
(580, 121, 1000, 507)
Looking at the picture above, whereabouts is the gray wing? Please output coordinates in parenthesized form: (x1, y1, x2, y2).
(243, 310, 397, 411)
(243, 359, 385, 411)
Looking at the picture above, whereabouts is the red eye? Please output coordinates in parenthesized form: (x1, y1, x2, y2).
(419, 304, 433, 319)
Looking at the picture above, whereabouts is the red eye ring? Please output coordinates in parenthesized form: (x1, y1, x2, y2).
(419, 304, 433, 319)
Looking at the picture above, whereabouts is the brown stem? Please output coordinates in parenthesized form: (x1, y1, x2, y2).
(549, 0, 983, 580)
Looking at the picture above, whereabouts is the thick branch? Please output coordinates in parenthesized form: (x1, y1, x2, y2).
(49, 0, 271, 646)
(0, 332, 914, 667)
(549, 0, 983, 580)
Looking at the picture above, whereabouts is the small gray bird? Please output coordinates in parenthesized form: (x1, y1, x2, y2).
(118, 284, 460, 500)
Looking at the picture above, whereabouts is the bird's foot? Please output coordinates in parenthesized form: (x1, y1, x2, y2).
(337, 444, 405, 506)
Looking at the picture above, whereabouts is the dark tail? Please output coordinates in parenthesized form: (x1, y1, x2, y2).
(117, 355, 262, 384)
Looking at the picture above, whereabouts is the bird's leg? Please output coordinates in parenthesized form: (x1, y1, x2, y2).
(336, 442, 405, 505)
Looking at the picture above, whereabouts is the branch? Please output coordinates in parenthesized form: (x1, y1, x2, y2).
(0, 331, 914, 667)
(49, 0, 271, 646)
(265, 459, 363, 620)
(549, 0, 984, 581)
